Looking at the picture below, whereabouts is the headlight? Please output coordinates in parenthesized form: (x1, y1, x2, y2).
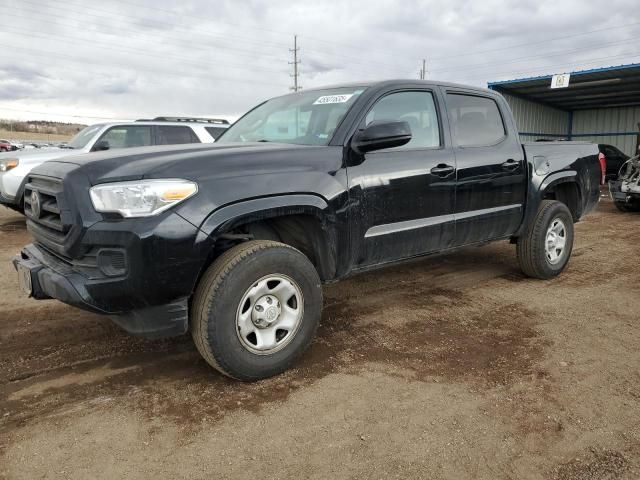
(89, 179, 198, 217)
(0, 158, 19, 172)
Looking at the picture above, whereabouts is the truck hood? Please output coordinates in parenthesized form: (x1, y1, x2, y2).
(31, 142, 330, 185)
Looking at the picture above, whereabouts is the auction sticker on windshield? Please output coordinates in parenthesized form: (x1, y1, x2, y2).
(313, 94, 354, 105)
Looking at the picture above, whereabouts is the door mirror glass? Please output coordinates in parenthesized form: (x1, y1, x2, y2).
(93, 140, 110, 151)
(352, 121, 412, 154)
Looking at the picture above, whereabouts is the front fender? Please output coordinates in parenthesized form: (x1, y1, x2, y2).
(190, 194, 345, 281)
(196, 194, 330, 236)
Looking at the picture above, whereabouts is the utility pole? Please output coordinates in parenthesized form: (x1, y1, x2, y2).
(419, 59, 427, 80)
(289, 35, 301, 92)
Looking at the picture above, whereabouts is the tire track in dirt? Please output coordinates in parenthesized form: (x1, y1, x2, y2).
(1, 282, 545, 434)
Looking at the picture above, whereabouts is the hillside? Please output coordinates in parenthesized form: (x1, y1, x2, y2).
(0, 119, 86, 141)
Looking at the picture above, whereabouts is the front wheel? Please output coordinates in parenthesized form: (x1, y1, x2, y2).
(516, 200, 574, 279)
(191, 240, 322, 381)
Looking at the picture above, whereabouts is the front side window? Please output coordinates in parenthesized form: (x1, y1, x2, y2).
(217, 87, 367, 146)
(447, 94, 506, 147)
(364, 91, 441, 150)
(98, 126, 152, 149)
(156, 126, 200, 145)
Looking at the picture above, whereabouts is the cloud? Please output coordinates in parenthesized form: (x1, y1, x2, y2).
(0, 0, 638, 124)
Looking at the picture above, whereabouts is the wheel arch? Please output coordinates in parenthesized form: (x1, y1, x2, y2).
(197, 194, 338, 281)
(540, 174, 583, 221)
(513, 171, 582, 239)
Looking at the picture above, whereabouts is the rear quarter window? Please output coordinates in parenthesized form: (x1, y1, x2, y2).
(205, 126, 227, 140)
(156, 126, 200, 145)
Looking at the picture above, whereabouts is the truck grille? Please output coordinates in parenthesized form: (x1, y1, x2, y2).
(24, 176, 69, 246)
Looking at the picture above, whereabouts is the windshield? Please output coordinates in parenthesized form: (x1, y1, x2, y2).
(218, 87, 367, 146)
(66, 125, 103, 149)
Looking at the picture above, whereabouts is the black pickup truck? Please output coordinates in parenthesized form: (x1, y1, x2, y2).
(13, 80, 602, 380)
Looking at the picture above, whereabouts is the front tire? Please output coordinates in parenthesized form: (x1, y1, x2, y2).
(191, 240, 322, 381)
(517, 200, 574, 279)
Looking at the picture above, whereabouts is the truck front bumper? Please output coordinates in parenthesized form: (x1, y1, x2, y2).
(13, 243, 190, 339)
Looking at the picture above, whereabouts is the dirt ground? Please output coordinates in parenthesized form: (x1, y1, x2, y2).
(0, 195, 639, 480)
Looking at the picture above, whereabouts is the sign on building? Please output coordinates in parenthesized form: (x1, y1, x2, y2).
(550, 74, 571, 89)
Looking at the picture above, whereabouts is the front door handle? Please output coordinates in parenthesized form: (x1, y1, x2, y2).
(502, 159, 520, 171)
(430, 164, 455, 177)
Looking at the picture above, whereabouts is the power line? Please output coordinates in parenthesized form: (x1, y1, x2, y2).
(289, 35, 302, 92)
(13, 2, 290, 64)
(431, 35, 640, 74)
(454, 51, 640, 84)
(430, 20, 640, 61)
(17, 0, 640, 75)
(104, 0, 640, 71)
(16, 0, 417, 74)
(1, 24, 289, 77)
(0, 42, 287, 89)
(100, 0, 421, 66)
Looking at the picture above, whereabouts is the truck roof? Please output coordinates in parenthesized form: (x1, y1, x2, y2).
(294, 79, 495, 94)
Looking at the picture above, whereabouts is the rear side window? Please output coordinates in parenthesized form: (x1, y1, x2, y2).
(447, 94, 506, 147)
(205, 126, 227, 140)
(156, 126, 200, 145)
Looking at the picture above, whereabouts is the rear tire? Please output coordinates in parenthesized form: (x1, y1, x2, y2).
(191, 240, 322, 381)
(614, 200, 640, 212)
(517, 200, 574, 279)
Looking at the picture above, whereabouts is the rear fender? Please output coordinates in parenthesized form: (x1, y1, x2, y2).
(513, 171, 578, 238)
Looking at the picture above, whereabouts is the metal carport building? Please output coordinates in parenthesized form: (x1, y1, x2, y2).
(488, 63, 640, 156)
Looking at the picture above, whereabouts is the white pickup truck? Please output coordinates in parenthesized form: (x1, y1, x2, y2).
(0, 117, 229, 211)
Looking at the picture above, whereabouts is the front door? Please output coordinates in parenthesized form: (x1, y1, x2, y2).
(347, 89, 457, 267)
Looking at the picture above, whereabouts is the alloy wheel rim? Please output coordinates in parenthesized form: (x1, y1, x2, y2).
(235, 274, 304, 354)
(545, 218, 567, 265)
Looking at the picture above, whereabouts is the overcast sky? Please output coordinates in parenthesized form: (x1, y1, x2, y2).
(1, 0, 639, 125)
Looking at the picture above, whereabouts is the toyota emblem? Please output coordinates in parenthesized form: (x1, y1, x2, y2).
(30, 190, 42, 219)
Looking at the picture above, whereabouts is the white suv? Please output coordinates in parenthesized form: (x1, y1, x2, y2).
(0, 117, 229, 211)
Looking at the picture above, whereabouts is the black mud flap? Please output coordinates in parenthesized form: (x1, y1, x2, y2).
(109, 297, 189, 339)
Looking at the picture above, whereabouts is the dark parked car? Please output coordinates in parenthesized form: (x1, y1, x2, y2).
(599, 144, 630, 180)
(14, 80, 602, 380)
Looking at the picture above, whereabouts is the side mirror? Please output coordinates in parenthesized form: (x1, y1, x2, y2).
(352, 121, 412, 154)
(93, 140, 110, 152)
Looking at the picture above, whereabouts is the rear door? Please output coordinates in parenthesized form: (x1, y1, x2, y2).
(445, 90, 526, 246)
(347, 89, 457, 267)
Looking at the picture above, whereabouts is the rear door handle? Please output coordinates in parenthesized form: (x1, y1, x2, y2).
(502, 159, 520, 171)
(430, 164, 455, 177)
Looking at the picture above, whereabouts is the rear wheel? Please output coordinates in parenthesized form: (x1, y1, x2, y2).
(517, 200, 574, 279)
(615, 201, 631, 212)
(191, 240, 322, 381)
(614, 200, 640, 212)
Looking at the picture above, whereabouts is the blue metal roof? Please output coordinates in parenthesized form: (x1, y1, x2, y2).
(487, 62, 640, 88)
(487, 63, 640, 110)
